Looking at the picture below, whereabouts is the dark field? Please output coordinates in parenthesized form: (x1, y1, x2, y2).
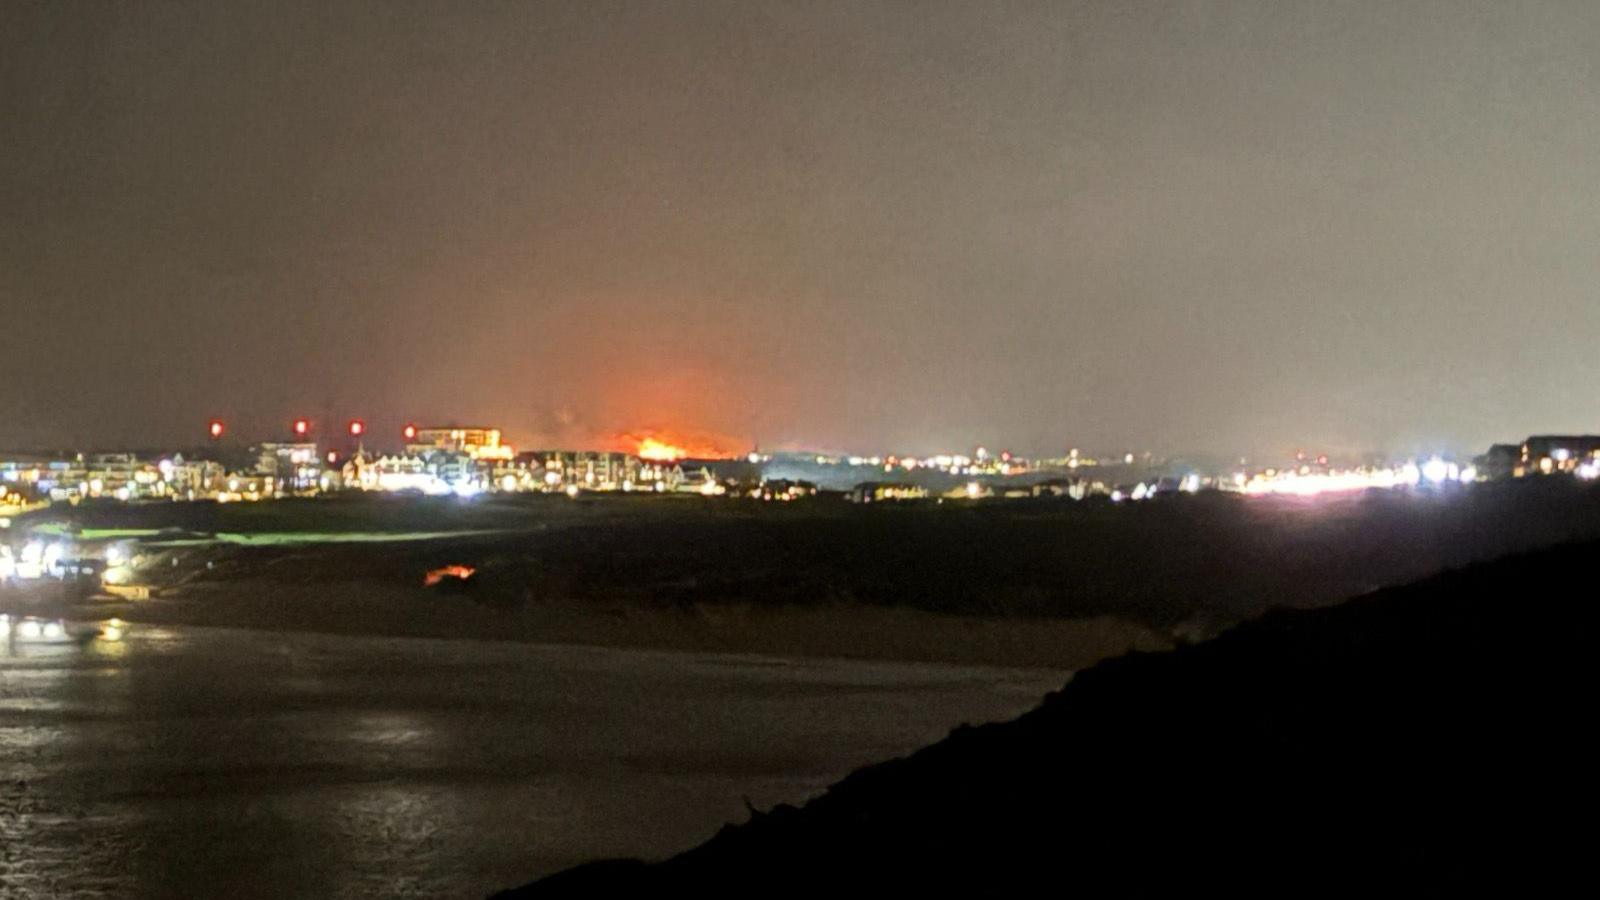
(15, 477, 1600, 667)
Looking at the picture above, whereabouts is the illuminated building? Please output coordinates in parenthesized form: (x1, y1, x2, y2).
(672, 465, 722, 495)
(947, 481, 992, 500)
(1031, 478, 1086, 500)
(342, 450, 486, 495)
(252, 443, 323, 494)
(848, 482, 929, 503)
(347, 453, 435, 493)
(162, 456, 227, 498)
(406, 426, 513, 461)
(755, 479, 817, 501)
(1517, 436, 1600, 477)
(515, 451, 675, 491)
(216, 475, 275, 502)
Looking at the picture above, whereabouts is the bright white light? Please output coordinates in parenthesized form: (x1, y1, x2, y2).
(103, 565, 133, 586)
(1458, 466, 1478, 483)
(19, 620, 41, 639)
(43, 621, 64, 639)
(1421, 458, 1451, 485)
(1578, 462, 1600, 481)
(1181, 474, 1201, 494)
(965, 481, 982, 500)
(1400, 463, 1422, 486)
(1243, 467, 1411, 497)
(1132, 483, 1149, 501)
(1110, 490, 1125, 502)
(565, 484, 580, 498)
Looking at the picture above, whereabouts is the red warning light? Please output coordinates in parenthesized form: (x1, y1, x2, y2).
(293, 418, 310, 436)
(348, 420, 365, 437)
(208, 420, 225, 440)
(403, 423, 417, 441)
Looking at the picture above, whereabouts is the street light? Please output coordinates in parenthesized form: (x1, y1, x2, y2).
(208, 420, 225, 440)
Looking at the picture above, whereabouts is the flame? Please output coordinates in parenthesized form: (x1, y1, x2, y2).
(637, 438, 688, 461)
(612, 429, 738, 461)
(424, 565, 477, 587)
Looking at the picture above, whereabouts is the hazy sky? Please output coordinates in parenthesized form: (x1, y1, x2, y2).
(3, 0, 1598, 457)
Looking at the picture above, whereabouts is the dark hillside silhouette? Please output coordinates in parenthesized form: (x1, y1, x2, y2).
(501, 540, 1594, 896)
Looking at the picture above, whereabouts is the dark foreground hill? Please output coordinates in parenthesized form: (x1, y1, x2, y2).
(499, 540, 1595, 896)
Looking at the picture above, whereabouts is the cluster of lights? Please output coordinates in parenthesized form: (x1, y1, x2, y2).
(1110, 482, 1153, 503)
(205, 418, 382, 440)
(823, 448, 1025, 477)
(42, 421, 1570, 507)
(1240, 458, 1476, 497)
(0, 615, 67, 641)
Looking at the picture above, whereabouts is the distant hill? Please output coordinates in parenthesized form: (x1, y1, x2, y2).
(498, 540, 1594, 895)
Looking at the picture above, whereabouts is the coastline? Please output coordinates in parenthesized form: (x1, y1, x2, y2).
(86, 580, 1171, 670)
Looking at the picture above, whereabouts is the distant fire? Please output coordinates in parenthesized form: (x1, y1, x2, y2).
(638, 438, 687, 461)
(614, 430, 737, 461)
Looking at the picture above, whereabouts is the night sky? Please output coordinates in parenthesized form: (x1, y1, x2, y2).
(3, 1, 1598, 457)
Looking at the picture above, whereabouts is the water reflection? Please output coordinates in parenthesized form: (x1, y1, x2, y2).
(0, 625, 1062, 898)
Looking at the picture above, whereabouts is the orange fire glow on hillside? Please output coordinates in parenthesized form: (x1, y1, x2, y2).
(638, 438, 687, 461)
(614, 430, 738, 461)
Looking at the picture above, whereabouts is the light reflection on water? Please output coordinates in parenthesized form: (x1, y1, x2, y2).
(0, 625, 1062, 898)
